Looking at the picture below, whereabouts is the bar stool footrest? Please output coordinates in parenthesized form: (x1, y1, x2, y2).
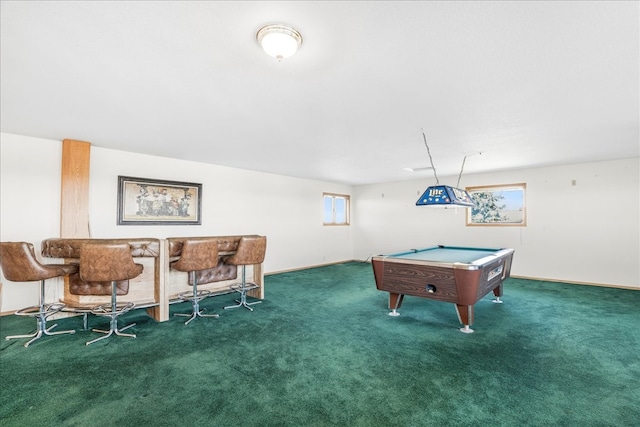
(14, 302, 65, 317)
(230, 283, 259, 293)
(178, 289, 211, 302)
(91, 302, 135, 317)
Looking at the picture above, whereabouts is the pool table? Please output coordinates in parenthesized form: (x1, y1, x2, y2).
(371, 245, 514, 333)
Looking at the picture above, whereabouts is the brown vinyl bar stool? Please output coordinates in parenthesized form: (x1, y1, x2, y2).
(224, 236, 267, 311)
(0, 241, 77, 347)
(171, 239, 220, 325)
(79, 242, 143, 345)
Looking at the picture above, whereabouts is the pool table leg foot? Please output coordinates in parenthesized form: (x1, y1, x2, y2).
(388, 309, 400, 317)
(459, 325, 474, 333)
(492, 297, 503, 304)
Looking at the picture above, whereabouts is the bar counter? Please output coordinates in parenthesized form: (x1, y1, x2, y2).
(41, 235, 265, 322)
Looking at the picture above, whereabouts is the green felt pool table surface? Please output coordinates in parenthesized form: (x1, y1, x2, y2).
(388, 246, 504, 264)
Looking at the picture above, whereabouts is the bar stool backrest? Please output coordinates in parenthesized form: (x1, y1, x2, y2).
(0, 241, 71, 282)
(171, 239, 219, 272)
(79, 242, 143, 283)
(225, 236, 267, 266)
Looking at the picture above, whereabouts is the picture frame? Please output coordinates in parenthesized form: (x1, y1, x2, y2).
(465, 183, 526, 226)
(117, 176, 202, 225)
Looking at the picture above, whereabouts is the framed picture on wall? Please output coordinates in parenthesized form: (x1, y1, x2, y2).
(117, 176, 202, 225)
(465, 183, 527, 226)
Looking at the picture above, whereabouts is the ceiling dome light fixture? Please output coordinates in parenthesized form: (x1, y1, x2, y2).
(257, 24, 303, 61)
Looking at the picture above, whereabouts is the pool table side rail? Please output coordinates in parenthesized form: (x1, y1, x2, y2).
(372, 262, 460, 303)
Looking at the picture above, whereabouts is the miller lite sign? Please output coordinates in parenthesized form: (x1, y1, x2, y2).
(416, 185, 475, 207)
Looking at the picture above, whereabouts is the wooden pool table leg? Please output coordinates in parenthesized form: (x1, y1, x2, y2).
(388, 293, 404, 317)
(492, 284, 504, 304)
(455, 304, 474, 333)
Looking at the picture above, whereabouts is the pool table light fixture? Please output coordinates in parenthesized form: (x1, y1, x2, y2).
(416, 185, 475, 208)
(415, 130, 477, 208)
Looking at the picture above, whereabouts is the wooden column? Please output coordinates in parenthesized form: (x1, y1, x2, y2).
(247, 263, 264, 299)
(60, 139, 91, 238)
(147, 239, 169, 321)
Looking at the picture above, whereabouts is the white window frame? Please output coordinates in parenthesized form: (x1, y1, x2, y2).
(323, 192, 350, 226)
(465, 183, 527, 226)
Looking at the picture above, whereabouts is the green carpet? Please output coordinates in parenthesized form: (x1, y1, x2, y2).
(1, 262, 638, 426)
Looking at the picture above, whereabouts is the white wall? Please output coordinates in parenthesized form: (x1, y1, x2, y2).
(1, 134, 65, 311)
(2, 132, 638, 314)
(353, 158, 640, 288)
(0, 133, 353, 312)
(89, 146, 353, 271)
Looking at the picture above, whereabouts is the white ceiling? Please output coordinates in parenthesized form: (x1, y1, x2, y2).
(1, 1, 638, 185)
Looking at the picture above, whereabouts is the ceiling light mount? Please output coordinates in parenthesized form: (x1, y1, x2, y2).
(257, 24, 303, 61)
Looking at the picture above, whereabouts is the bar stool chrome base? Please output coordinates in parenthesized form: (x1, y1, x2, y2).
(6, 302, 75, 347)
(224, 283, 261, 311)
(87, 315, 136, 345)
(175, 289, 219, 325)
(86, 282, 136, 345)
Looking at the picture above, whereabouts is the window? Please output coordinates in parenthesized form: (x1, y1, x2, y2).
(465, 183, 526, 226)
(323, 193, 350, 226)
